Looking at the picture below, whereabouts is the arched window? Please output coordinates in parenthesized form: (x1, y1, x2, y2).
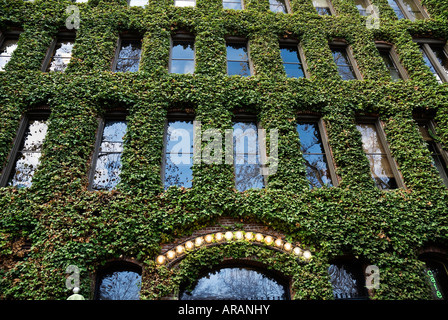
(180, 266, 288, 300)
(95, 262, 142, 300)
(328, 259, 368, 299)
(420, 253, 448, 300)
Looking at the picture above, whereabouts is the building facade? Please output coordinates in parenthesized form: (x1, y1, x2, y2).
(0, 0, 447, 300)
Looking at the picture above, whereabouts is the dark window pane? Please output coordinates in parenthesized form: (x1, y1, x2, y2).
(379, 50, 402, 81)
(92, 120, 127, 191)
(431, 46, 448, 78)
(328, 264, 367, 300)
(164, 120, 194, 189)
(97, 270, 142, 300)
(419, 123, 448, 186)
(332, 48, 357, 80)
(8, 119, 48, 188)
(233, 121, 264, 191)
(297, 122, 332, 188)
(423, 259, 448, 300)
(180, 268, 287, 300)
(419, 46, 442, 83)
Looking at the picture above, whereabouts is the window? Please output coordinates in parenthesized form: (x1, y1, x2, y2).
(330, 42, 361, 80)
(328, 261, 368, 300)
(174, 0, 195, 7)
(113, 36, 142, 72)
(0, 32, 20, 71)
(0, 111, 49, 188)
(416, 40, 448, 83)
(269, 0, 289, 13)
(226, 39, 251, 76)
(356, 119, 403, 190)
(128, 0, 148, 6)
(420, 253, 448, 300)
(42, 34, 75, 72)
(279, 42, 306, 78)
(388, 0, 428, 20)
(354, 0, 370, 16)
(180, 267, 288, 300)
(376, 43, 407, 81)
(89, 115, 127, 191)
(163, 115, 195, 189)
(95, 263, 142, 300)
(296, 118, 337, 188)
(233, 119, 265, 191)
(73, 0, 88, 3)
(417, 120, 448, 187)
(170, 34, 195, 74)
(313, 0, 333, 15)
(223, 0, 243, 10)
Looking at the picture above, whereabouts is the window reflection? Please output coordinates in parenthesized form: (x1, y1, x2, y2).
(175, 0, 195, 7)
(297, 122, 332, 188)
(233, 121, 264, 191)
(356, 123, 398, 190)
(328, 263, 368, 299)
(170, 40, 195, 74)
(0, 38, 18, 71)
(164, 120, 194, 189)
(388, 0, 405, 19)
(418, 122, 448, 187)
(226, 43, 251, 76)
(92, 120, 127, 190)
(331, 48, 357, 80)
(313, 0, 332, 15)
(115, 40, 142, 72)
(223, 0, 242, 10)
(47, 40, 74, 72)
(180, 267, 287, 300)
(280, 45, 305, 78)
(402, 0, 424, 20)
(354, 0, 370, 16)
(378, 48, 402, 81)
(269, 0, 287, 13)
(8, 119, 48, 188)
(96, 268, 142, 300)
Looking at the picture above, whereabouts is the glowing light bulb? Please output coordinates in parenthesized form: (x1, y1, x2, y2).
(245, 232, 254, 241)
(274, 238, 283, 248)
(225, 231, 233, 241)
(235, 231, 243, 240)
(176, 245, 184, 255)
(255, 233, 264, 242)
(185, 241, 194, 250)
(166, 250, 176, 260)
(284, 242, 292, 252)
(156, 255, 166, 265)
(204, 234, 214, 243)
(293, 247, 302, 256)
(264, 235, 273, 245)
(303, 250, 312, 260)
(195, 237, 203, 247)
(215, 233, 224, 241)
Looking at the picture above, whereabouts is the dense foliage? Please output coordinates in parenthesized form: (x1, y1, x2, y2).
(0, 0, 447, 299)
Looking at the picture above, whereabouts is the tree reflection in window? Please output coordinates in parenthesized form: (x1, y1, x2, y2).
(328, 263, 367, 299)
(296, 122, 332, 188)
(164, 120, 194, 189)
(96, 268, 142, 300)
(269, 0, 287, 13)
(180, 267, 287, 300)
(92, 120, 127, 190)
(47, 40, 74, 72)
(233, 121, 265, 191)
(331, 48, 357, 80)
(115, 40, 142, 72)
(356, 123, 398, 190)
(8, 119, 48, 188)
(313, 0, 332, 15)
(226, 42, 251, 76)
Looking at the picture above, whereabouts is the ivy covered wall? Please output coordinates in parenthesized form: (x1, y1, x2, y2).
(0, 0, 447, 300)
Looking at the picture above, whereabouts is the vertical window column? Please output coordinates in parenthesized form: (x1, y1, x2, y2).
(1, 112, 49, 188)
(113, 36, 142, 72)
(170, 34, 195, 74)
(330, 42, 361, 80)
(356, 119, 403, 190)
(90, 117, 127, 191)
(226, 39, 251, 76)
(416, 40, 448, 83)
(279, 42, 306, 78)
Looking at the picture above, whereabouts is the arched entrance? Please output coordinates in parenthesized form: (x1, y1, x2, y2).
(179, 262, 289, 300)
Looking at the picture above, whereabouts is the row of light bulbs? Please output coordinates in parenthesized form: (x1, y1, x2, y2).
(156, 230, 312, 265)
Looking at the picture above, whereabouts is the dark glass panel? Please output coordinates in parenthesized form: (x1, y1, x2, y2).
(97, 270, 142, 300)
(328, 263, 368, 300)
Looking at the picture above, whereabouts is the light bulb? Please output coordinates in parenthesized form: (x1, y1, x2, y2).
(303, 250, 312, 260)
(195, 237, 203, 247)
(215, 232, 224, 241)
(204, 234, 214, 243)
(245, 232, 254, 241)
(176, 245, 184, 255)
(185, 241, 194, 250)
(255, 233, 264, 242)
(235, 231, 243, 240)
(156, 255, 166, 265)
(166, 250, 176, 260)
(264, 235, 273, 245)
(225, 231, 233, 241)
(293, 247, 302, 256)
(284, 242, 292, 252)
(274, 238, 283, 248)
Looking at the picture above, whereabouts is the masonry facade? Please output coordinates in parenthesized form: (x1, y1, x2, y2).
(0, 0, 448, 300)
